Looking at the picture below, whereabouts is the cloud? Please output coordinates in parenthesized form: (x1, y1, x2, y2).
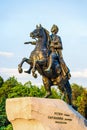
(0, 67, 42, 86)
(0, 51, 14, 58)
(0, 67, 31, 80)
(71, 69, 87, 78)
(0, 68, 21, 77)
(0, 67, 87, 86)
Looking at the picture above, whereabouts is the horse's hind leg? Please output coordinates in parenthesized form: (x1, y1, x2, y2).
(64, 80, 72, 105)
(58, 80, 72, 105)
(42, 76, 52, 98)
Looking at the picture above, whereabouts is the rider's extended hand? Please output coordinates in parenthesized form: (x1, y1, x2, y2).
(24, 42, 32, 44)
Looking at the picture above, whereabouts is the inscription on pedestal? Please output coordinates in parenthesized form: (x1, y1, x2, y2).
(48, 112, 72, 124)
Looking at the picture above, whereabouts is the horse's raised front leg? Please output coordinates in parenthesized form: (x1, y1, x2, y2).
(24, 66, 33, 74)
(31, 57, 38, 78)
(18, 57, 31, 73)
(32, 68, 37, 78)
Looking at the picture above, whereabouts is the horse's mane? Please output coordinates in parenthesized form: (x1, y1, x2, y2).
(43, 27, 50, 42)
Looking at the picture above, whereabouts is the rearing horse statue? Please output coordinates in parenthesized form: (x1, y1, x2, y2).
(18, 24, 72, 105)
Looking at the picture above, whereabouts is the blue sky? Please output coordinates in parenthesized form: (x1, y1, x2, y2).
(0, 0, 87, 87)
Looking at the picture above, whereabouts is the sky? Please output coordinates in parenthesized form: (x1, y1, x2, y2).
(0, 0, 87, 87)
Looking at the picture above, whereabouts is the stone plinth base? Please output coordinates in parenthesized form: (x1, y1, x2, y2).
(6, 97, 87, 130)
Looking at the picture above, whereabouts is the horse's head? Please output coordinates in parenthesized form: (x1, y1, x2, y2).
(30, 24, 49, 40)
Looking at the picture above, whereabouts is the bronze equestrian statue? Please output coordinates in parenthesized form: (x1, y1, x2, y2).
(18, 24, 72, 105)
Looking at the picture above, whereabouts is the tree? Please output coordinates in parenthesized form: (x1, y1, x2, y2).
(0, 77, 19, 99)
(0, 76, 4, 87)
(0, 76, 87, 128)
(0, 97, 10, 128)
(77, 89, 87, 119)
(0, 76, 20, 128)
(71, 83, 84, 106)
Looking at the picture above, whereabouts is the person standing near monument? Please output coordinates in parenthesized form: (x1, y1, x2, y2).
(45, 24, 71, 79)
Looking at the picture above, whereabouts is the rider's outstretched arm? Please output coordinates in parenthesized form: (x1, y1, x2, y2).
(24, 41, 36, 45)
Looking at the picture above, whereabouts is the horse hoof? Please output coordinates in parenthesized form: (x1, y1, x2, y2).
(24, 70, 30, 74)
(18, 67, 23, 73)
(44, 92, 51, 98)
(44, 95, 50, 98)
(72, 105, 78, 111)
(33, 73, 37, 78)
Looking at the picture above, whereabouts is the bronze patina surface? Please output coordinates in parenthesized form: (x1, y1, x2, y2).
(18, 24, 72, 105)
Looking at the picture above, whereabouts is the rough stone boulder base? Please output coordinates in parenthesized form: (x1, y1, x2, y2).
(6, 97, 87, 130)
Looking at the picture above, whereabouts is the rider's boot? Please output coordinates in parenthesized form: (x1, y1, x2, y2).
(45, 55, 52, 72)
(45, 66, 51, 72)
(56, 65, 61, 75)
